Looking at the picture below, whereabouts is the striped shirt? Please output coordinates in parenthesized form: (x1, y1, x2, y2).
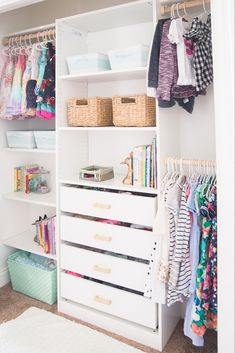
(167, 182, 192, 306)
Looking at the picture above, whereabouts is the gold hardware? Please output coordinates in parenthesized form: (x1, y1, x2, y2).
(94, 295, 112, 305)
(93, 234, 112, 242)
(93, 202, 111, 210)
(93, 265, 111, 274)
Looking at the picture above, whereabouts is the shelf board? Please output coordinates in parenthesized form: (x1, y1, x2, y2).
(3, 148, 56, 154)
(60, 175, 158, 195)
(58, 67, 147, 83)
(58, 0, 153, 32)
(58, 126, 156, 132)
(3, 192, 56, 207)
(3, 230, 56, 260)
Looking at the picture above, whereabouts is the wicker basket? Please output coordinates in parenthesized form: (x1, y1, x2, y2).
(112, 94, 156, 127)
(67, 97, 113, 127)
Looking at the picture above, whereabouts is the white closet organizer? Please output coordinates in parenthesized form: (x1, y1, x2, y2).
(56, 1, 183, 351)
(0, 25, 56, 264)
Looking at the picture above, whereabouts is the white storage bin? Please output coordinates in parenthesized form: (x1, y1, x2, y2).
(108, 45, 149, 70)
(34, 131, 55, 150)
(6, 131, 36, 149)
(66, 53, 111, 75)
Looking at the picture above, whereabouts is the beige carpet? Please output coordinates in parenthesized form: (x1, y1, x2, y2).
(0, 284, 217, 353)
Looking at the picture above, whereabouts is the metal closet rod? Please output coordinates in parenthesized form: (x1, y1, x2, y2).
(160, 0, 210, 16)
(2, 27, 55, 47)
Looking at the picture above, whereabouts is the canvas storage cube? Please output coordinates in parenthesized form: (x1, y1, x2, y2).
(6, 131, 36, 149)
(34, 130, 56, 150)
(67, 97, 113, 127)
(112, 94, 156, 127)
(7, 251, 57, 305)
(108, 45, 149, 70)
(66, 53, 111, 75)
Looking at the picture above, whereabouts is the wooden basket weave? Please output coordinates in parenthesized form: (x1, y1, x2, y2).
(112, 94, 156, 127)
(67, 97, 113, 127)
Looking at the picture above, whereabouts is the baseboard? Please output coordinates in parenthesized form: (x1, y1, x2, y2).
(0, 267, 10, 288)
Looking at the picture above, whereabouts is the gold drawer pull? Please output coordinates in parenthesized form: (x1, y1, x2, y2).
(93, 234, 112, 242)
(93, 265, 111, 274)
(93, 202, 111, 210)
(94, 295, 112, 306)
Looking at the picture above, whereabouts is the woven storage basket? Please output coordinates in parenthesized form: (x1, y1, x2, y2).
(7, 251, 57, 305)
(112, 94, 156, 127)
(67, 97, 113, 127)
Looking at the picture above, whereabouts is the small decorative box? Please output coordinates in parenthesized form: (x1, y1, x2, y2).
(79, 165, 114, 182)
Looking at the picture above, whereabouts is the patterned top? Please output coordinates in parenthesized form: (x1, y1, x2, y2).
(184, 15, 213, 92)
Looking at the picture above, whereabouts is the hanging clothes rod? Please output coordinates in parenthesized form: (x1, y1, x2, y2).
(165, 157, 216, 166)
(2, 27, 55, 47)
(160, 0, 210, 16)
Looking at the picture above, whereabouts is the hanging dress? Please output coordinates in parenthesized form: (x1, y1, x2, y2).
(25, 44, 41, 117)
(5, 54, 26, 119)
(0, 54, 14, 118)
(21, 48, 32, 117)
(36, 42, 55, 120)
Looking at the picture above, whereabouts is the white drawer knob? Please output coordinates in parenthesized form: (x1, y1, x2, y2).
(92, 202, 111, 210)
(93, 234, 112, 242)
(94, 295, 112, 306)
(93, 265, 111, 274)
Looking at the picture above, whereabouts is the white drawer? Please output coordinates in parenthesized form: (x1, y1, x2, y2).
(60, 186, 157, 227)
(61, 215, 154, 260)
(61, 244, 148, 292)
(61, 272, 158, 329)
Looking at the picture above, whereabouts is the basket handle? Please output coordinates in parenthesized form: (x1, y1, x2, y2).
(75, 99, 88, 106)
(120, 97, 136, 104)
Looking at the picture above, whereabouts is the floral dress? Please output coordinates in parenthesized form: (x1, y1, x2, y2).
(36, 42, 55, 120)
(191, 185, 217, 336)
(0, 56, 15, 119)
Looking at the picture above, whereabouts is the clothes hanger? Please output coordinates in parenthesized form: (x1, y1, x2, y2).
(11, 36, 19, 57)
(170, 3, 177, 20)
(198, 0, 208, 22)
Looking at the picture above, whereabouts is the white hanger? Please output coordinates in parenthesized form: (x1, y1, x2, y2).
(170, 3, 177, 19)
(176, 3, 182, 18)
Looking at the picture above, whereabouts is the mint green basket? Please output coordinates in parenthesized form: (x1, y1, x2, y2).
(7, 251, 57, 305)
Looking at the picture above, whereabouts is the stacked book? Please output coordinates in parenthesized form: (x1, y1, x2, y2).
(130, 137, 157, 188)
(14, 164, 49, 194)
(34, 215, 56, 256)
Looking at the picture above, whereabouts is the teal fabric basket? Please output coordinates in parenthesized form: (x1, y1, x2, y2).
(7, 251, 57, 305)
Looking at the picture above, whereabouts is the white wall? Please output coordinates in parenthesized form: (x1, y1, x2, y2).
(211, 1, 235, 353)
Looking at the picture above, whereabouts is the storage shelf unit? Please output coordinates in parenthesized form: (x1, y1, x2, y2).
(56, 1, 180, 352)
(3, 230, 56, 260)
(3, 192, 56, 208)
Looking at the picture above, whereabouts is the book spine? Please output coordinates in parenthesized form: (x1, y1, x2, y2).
(146, 145, 151, 188)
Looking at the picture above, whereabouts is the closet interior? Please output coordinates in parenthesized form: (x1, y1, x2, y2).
(0, 0, 217, 352)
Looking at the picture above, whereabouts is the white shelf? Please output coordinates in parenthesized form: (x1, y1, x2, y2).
(58, 126, 156, 132)
(60, 175, 158, 195)
(3, 192, 56, 207)
(58, 67, 147, 83)
(3, 230, 56, 260)
(3, 148, 56, 154)
(58, 0, 153, 32)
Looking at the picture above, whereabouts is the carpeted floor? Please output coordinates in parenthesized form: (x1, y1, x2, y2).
(0, 284, 217, 353)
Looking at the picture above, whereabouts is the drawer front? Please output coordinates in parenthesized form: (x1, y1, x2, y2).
(61, 244, 148, 292)
(61, 272, 157, 329)
(60, 186, 157, 227)
(61, 215, 153, 260)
